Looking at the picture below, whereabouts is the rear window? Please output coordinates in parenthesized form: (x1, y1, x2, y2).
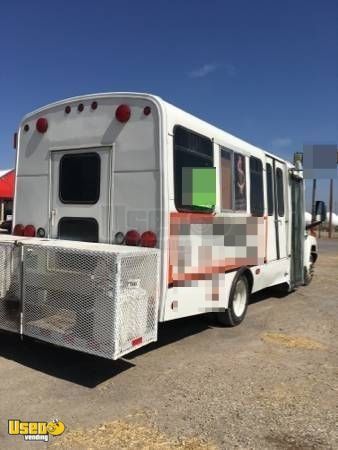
(59, 152, 100, 204)
(58, 217, 99, 243)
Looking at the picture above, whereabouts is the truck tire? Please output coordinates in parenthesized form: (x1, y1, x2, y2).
(216, 273, 249, 327)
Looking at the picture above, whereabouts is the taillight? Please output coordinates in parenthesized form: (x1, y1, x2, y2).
(140, 231, 157, 247)
(36, 117, 48, 133)
(125, 230, 141, 246)
(13, 224, 24, 236)
(23, 225, 36, 237)
(115, 104, 131, 123)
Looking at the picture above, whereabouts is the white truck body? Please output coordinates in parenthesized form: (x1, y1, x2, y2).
(0, 92, 317, 358)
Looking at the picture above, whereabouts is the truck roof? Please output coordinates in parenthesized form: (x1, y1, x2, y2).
(20, 91, 295, 168)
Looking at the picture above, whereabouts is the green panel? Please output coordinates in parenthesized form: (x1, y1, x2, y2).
(182, 167, 216, 208)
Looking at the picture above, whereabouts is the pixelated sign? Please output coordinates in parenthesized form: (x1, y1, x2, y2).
(182, 167, 216, 209)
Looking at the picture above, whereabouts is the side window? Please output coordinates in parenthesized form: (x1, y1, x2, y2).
(173, 126, 213, 212)
(220, 149, 232, 210)
(266, 163, 274, 216)
(234, 153, 247, 210)
(276, 168, 285, 217)
(250, 157, 264, 216)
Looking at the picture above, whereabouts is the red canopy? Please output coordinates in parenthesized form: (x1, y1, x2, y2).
(0, 170, 15, 199)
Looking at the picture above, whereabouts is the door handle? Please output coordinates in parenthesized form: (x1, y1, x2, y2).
(50, 209, 56, 227)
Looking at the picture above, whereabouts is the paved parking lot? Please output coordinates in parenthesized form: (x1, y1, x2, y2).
(0, 239, 337, 449)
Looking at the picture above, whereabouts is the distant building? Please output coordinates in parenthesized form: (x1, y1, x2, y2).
(0, 169, 15, 222)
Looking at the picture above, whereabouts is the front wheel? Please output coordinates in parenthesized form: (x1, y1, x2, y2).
(216, 274, 249, 327)
(303, 257, 314, 286)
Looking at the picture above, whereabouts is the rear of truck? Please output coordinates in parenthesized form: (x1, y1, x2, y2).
(0, 93, 163, 358)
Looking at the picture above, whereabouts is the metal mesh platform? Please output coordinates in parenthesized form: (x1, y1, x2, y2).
(0, 242, 22, 333)
(0, 237, 160, 359)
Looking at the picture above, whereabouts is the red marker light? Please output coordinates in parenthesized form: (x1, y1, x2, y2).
(23, 225, 36, 237)
(131, 337, 143, 347)
(65, 105, 71, 114)
(140, 231, 157, 247)
(13, 224, 25, 236)
(125, 230, 141, 246)
(143, 106, 151, 116)
(91, 101, 98, 110)
(78, 103, 84, 112)
(115, 104, 131, 123)
(36, 118, 48, 133)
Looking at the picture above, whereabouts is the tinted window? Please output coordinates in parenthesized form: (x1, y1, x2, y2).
(174, 126, 213, 212)
(276, 168, 285, 217)
(220, 148, 232, 210)
(234, 153, 247, 210)
(250, 157, 264, 216)
(59, 153, 100, 204)
(58, 217, 99, 242)
(266, 163, 274, 216)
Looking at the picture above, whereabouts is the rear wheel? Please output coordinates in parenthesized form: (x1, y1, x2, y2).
(216, 274, 249, 327)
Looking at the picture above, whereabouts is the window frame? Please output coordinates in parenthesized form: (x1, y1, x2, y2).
(220, 147, 234, 212)
(266, 162, 274, 216)
(233, 152, 247, 211)
(59, 152, 101, 205)
(249, 156, 264, 217)
(276, 167, 285, 217)
(173, 125, 214, 213)
(219, 148, 248, 212)
(58, 216, 99, 243)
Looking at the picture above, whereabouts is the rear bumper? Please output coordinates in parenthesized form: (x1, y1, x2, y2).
(0, 236, 160, 359)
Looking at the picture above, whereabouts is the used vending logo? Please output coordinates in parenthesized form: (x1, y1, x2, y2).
(8, 419, 65, 442)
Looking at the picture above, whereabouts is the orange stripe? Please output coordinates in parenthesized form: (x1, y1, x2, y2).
(173, 264, 240, 281)
(170, 211, 215, 224)
(168, 263, 173, 284)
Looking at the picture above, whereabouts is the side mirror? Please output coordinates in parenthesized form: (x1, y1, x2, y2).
(315, 200, 327, 223)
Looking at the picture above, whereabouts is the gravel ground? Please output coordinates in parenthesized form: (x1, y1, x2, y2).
(0, 238, 337, 449)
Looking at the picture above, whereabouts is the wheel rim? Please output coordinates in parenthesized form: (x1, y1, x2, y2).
(233, 278, 247, 317)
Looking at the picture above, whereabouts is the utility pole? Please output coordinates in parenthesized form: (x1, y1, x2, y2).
(328, 179, 333, 238)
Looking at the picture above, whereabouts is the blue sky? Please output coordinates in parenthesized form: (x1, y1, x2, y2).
(1, 0, 337, 210)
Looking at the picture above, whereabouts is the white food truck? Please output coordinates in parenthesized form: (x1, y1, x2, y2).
(0, 92, 326, 359)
